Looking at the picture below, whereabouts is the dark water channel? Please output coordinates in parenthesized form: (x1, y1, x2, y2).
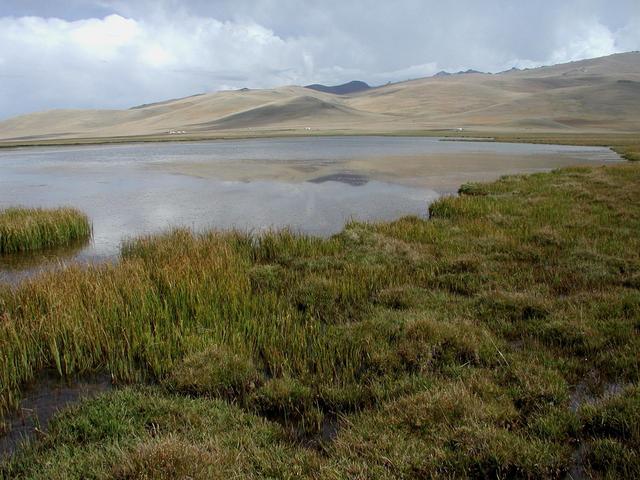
(0, 371, 113, 458)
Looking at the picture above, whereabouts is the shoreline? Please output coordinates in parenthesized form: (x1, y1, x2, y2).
(0, 139, 623, 286)
(0, 129, 638, 150)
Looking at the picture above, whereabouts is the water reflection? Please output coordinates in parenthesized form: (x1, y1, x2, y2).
(0, 238, 92, 285)
(0, 371, 112, 458)
(0, 136, 621, 282)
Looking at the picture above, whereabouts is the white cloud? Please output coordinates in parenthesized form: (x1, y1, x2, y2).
(616, 16, 640, 52)
(549, 19, 619, 64)
(0, 1, 638, 119)
(68, 14, 139, 52)
(0, 13, 315, 117)
(372, 63, 440, 83)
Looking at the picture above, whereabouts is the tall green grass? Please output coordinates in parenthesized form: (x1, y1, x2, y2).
(0, 207, 91, 254)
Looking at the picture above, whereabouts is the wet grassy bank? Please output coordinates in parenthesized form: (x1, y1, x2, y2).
(1, 160, 639, 478)
(0, 208, 91, 254)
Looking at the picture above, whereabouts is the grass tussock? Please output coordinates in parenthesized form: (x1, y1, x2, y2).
(0, 207, 91, 254)
(2, 161, 640, 478)
(615, 145, 640, 162)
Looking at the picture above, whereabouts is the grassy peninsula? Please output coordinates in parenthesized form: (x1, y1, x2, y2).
(0, 208, 91, 254)
(1, 155, 639, 478)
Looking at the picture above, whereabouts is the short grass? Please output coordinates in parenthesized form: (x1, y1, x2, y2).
(487, 132, 640, 163)
(0, 207, 91, 254)
(1, 162, 639, 478)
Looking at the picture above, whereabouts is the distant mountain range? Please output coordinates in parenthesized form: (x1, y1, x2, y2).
(305, 80, 371, 95)
(435, 69, 485, 77)
(1, 52, 639, 142)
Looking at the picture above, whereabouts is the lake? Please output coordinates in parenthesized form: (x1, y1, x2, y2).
(0, 136, 620, 283)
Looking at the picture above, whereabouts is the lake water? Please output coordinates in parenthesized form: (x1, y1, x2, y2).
(0, 136, 620, 283)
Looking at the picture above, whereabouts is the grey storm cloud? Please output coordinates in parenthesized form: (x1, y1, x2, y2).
(0, 0, 639, 119)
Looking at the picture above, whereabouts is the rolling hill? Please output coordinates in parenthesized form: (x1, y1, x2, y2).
(1, 52, 639, 142)
(305, 80, 371, 95)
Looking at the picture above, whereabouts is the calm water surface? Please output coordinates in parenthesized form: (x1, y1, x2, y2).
(0, 136, 620, 282)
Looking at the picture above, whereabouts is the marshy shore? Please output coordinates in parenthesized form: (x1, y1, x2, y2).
(0, 208, 91, 254)
(1, 146, 639, 477)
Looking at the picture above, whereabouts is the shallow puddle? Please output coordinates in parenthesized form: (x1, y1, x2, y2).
(0, 371, 113, 458)
(0, 238, 93, 285)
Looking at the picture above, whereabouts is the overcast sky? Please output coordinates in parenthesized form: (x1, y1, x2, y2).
(0, 0, 639, 119)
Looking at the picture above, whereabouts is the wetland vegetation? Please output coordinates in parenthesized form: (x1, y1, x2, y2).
(0, 208, 91, 254)
(1, 149, 639, 477)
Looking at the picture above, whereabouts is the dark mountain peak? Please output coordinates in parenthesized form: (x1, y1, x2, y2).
(457, 69, 485, 75)
(305, 80, 371, 95)
(499, 67, 521, 74)
(433, 69, 486, 78)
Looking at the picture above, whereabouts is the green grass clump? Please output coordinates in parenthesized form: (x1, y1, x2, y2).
(0, 207, 91, 254)
(164, 344, 261, 399)
(1, 161, 640, 478)
(2, 387, 320, 479)
(614, 145, 640, 162)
